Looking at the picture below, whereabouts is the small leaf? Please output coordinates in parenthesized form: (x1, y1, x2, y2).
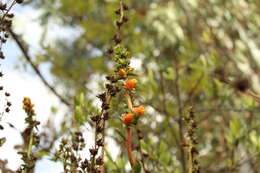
(35, 151, 49, 157)
(74, 106, 84, 123)
(140, 140, 149, 152)
(79, 92, 85, 105)
(115, 128, 125, 140)
(229, 118, 241, 139)
(132, 163, 141, 173)
(250, 131, 258, 146)
(160, 152, 171, 165)
(0, 137, 6, 147)
(159, 141, 166, 154)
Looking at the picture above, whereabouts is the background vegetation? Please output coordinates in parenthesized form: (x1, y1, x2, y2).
(1, 0, 260, 172)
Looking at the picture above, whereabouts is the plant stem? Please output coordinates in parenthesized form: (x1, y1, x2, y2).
(125, 91, 133, 111)
(188, 144, 193, 173)
(174, 58, 186, 173)
(136, 125, 148, 172)
(99, 95, 112, 173)
(126, 127, 135, 166)
(22, 129, 34, 173)
(124, 91, 136, 167)
(27, 130, 34, 158)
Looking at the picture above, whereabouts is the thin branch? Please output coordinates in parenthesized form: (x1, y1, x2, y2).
(8, 28, 71, 107)
(195, 107, 260, 113)
(136, 125, 149, 173)
(216, 75, 260, 104)
(173, 58, 187, 173)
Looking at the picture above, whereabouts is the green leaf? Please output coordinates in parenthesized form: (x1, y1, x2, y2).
(163, 67, 175, 80)
(229, 118, 241, 139)
(74, 106, 84, 123)
(249, 131, 259, 146)
(160, 152, 171, 165)
(159, 141, 166, 154)
(140, 140, 149, 153)
(79, 92, 85, 104)
(35, 151, 49, 157)
(116, 156, 124, 169)
(115, 128, 125, 141)
(0, 137, 6, 147)
(132, 163, 141, 173)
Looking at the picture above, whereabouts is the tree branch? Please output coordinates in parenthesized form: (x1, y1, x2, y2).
(8, 28, 71, 107)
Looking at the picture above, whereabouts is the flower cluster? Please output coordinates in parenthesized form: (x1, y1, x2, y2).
(110, 45, 146, 126)
(22, 97, 35, 115)
(124, 79, 137, 90)
(17, 97, 40, 173)
(122, 105, 145, 125)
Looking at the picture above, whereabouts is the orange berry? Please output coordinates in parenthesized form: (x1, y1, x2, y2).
(133, 106, 145, 115)
(118, 69, 127, 76)
(124, 79, 137, 90)
(122, 112, 133, 125)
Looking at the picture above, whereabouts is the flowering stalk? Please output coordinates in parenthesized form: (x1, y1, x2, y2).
(183, 106, 200, 173)
(90, 93, 112, 172)
(18, 97, 40, 173)
(89, 0, 147, 171)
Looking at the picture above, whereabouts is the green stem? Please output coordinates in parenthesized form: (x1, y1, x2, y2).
(188, 144, 193, 173)
(136, 125, 148, 172)
(27, 130, 34, 158)
(22, 129, 34, 173)
(125, 91, 133, 111)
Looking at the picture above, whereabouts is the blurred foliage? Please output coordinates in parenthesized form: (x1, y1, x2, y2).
(13, 0, 260, 172)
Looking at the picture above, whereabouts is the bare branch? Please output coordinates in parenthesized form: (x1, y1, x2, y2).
(8, 28, 71, 107)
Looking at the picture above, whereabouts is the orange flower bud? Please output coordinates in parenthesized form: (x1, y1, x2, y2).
(133, 106, 145, 115)
(124, 79, 137, 90)
(118, 69, 127, 76)
(122, 112, 133, 125)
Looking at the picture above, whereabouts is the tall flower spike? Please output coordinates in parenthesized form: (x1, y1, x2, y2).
(18, 97, 40, 173)
(184, 106, 200, 173)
